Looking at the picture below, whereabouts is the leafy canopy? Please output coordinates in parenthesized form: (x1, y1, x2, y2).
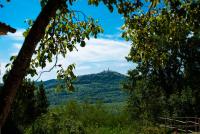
(123, 0, 200, 120)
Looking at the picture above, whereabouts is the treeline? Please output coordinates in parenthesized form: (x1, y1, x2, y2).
(0, 79, 49, 134)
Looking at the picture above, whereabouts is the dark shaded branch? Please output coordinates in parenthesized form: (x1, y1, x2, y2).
(0, 22, 16, 35)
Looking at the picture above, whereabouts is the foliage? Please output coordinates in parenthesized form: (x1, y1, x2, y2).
(167, 86, 200, 117)
(1, 79, 49, 134)
(88, 0, 186, 18)
(24, 100, 168, 134)
(28, 2, 103, 89)
(25, 101, 130, 134)
(123, 0, 200, 123)
(123, 2, 200, 93)
(125, 79, 167, 121)
(36, 82, 49, 114)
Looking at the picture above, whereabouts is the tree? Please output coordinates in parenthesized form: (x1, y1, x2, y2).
(1, 79, 45, 134)
(36, 82, 49, 114)
(0, 0, 65, 128)
(123, 0, 200, 120)
(0, 0, 102, 129)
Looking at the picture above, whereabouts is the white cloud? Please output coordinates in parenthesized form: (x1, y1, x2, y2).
(99, 33, 122, 39)
(56, 38, 131, 64)
(7, 29, 25, 41)
(13, 43, 22, 49)
(36, 38, 134, 80)
(0, 37, 134, 81)
(9, 52, 18, 56)
(9, 43, 22, 56)
(0, 62, 7, 83)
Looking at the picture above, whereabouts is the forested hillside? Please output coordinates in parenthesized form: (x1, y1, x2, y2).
(42, 71, 128, 105)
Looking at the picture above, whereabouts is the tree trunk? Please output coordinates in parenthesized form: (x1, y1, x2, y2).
(0, 0, 63, 130)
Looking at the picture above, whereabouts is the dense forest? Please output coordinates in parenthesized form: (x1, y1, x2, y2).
(0, 0, 200, 133)
(43, 71, 128, 105)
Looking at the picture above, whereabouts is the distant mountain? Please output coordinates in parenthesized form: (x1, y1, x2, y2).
(43, 71, 128, 105)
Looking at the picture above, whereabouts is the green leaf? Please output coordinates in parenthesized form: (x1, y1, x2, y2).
(80, 41, 86, 47)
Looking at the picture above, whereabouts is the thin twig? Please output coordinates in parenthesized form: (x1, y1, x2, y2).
(36, 53, 59, 81)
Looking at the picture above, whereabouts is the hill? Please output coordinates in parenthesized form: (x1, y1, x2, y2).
(43, 71, 128, 105)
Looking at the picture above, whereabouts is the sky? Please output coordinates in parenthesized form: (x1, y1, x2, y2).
(0, 0, 135, 81)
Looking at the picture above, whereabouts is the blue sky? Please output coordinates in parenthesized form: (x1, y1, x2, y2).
(0, 0, 134, 81)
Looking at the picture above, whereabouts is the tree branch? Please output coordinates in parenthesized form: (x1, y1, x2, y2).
(0, 0, 64, 129)
(36, 54, 59, 81)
